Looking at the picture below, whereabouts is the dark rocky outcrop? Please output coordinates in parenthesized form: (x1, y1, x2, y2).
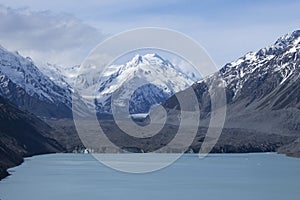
(0, 96, 65, 180)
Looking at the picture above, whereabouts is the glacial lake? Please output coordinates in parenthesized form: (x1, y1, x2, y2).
(0, 153, 300, 200)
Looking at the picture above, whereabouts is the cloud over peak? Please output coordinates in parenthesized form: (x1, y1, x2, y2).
(0, 5, 106, 67)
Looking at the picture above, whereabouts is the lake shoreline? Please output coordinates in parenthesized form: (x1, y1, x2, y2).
(1, 150, 299, 181)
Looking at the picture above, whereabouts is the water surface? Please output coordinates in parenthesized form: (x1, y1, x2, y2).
(0, 153, 299, 200)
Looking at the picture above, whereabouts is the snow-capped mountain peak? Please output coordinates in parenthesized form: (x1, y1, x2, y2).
(115, 53, 177, 76)
(93, 53, 196, 114)
(127, 53, 174, 68)
(98, 53, 193, 93)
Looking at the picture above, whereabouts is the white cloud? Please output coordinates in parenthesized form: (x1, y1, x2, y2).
(0, 5, 107, 67)
(0, 1, 299, 68)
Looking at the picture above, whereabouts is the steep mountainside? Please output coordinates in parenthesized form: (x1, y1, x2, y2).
(0, 96, 64, 179)
(219, 30, 300, 109)
(0, 46, 72, 118)
(163, 30, 300, 155)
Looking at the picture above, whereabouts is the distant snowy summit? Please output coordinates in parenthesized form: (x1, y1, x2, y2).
(90, 53, 197, 114)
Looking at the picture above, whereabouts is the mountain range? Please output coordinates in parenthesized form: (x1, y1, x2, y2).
(0, 30, 300, 179)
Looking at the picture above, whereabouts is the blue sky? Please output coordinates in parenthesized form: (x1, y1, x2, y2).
(0, 0, 299, 68)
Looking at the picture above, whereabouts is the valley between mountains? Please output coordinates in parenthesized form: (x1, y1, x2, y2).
(0, 30, 300, 179)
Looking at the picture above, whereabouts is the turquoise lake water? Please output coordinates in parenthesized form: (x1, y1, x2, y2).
(0, 153, 299, 200)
